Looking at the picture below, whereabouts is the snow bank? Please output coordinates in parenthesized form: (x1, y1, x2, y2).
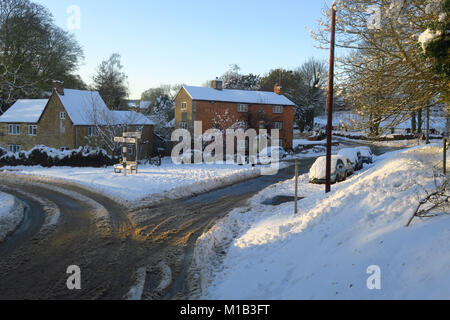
(198, 144, 450, 299)
(0, 192, 24, 242)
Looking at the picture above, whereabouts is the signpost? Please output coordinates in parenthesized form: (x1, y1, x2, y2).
(114, 132, 141, 176)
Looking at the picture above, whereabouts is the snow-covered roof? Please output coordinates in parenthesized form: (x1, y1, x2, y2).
(0, 90, 154, 127)
(111, 111, 154, 126)
(56, 89, 111, 126)
(0, 99, 49, 123)
(183, 86, 296, 106)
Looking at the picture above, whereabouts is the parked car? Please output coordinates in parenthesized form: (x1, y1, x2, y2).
(259, 146, 287, 158)
(358, 147, 374, 164)
(257, 146, 287, 164)
(338, 148, 363, 171)
(339, 156, 355, 177)
(309, 155, 347, 184)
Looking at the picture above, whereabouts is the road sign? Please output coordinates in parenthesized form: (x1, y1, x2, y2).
(114, 137, 136, 143)
(123, 132, 142, 139)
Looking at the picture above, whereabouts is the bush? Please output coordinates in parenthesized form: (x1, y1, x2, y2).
(0, 145, 119, 168)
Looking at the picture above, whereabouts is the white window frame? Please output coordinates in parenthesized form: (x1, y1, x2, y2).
(8, 144, 20, 153)
(8, 124, 20, 135)
(179, 122, 188, 130)
(60, 112, 66, 120)
(88, 126, 98, 137)
(273, 105, 283, 114)
(181, 102, 187, 111)
(273, 122, 283, 130)
(237, 104, 249, 113)
(28, 125, 37, 136)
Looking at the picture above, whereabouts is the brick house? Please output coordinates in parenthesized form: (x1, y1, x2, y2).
(174, 80, 296, 149)
(0, 82, 154, 158)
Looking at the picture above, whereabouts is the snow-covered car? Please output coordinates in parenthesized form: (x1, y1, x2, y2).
(259, 147, 287, 159)
(358, 147, 374, 164)
(339, 156, 355, 177)
(338, 148, 363, 171)
(309, 155, 347, 184)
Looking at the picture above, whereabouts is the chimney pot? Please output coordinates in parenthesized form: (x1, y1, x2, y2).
(53, 80, 64, 95)
(211, 78, 223, 91)
(274, 83, 282, 95)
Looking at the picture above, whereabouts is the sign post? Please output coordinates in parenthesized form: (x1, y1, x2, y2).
(114, 132, 141, 175)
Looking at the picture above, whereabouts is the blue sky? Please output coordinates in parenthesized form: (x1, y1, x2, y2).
(35, 0, 332, 98)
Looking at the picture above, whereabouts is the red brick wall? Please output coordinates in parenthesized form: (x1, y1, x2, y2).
(195, 101, 294, 149)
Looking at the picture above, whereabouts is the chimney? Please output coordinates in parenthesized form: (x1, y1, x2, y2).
(53, 80, 64, 96)
(211, 78, 223, 91)
(274, 83, 282, 95)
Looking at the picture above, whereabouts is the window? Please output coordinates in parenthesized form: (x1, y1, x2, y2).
(273, 122, 283, 130)
(8, 144, 20, 153)
(181, 102, 187, 111)
(88, 126, 98, 136)
(237, 104, 248, 113)
(179, 122, 188, 129)
(28, 125, 37, 136)
(273, 105, 283, 114)
(8, 124, 20, 135)
(60, 112, 66, 119)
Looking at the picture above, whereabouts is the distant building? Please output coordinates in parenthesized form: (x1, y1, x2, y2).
(174, 80, 296, 149)
(0, 82, 154, 158)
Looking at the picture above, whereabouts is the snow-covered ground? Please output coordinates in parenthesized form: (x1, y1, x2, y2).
(0, 192, 24, 242)
(293, 139, 327, 149)
(315, 111, 448, 136)
(1, 159, 285, 206)
(193, 144, 450, 299)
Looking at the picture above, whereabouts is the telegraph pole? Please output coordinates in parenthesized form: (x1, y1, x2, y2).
(326, 2, 337, 193)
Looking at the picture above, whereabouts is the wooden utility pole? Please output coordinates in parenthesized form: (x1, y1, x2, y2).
(426, 107, 431, 144)
(326, 2, 337, 193)
(295, 159, 299, 214)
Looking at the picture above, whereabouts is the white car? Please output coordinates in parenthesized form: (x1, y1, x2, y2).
(339, 155, 355, 177)
(258, 146, 287, 163)
(358, 147, 374, 164)
(309, 155, 347, 184)
(338, 148, 363, 170)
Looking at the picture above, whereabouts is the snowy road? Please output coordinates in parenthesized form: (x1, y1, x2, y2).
(0, 140, 398, 299)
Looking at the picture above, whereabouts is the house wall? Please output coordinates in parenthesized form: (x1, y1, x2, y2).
(174, 88, 194, 131)
(0, 91, 155, 158)
(75, 124, 154, 159)
(173, 88, 294, 149)
(0, 94, 76, 151)
(195, 101, 294, 149)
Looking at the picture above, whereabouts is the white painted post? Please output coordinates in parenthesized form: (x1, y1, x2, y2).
(123, 146, 127, 176)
